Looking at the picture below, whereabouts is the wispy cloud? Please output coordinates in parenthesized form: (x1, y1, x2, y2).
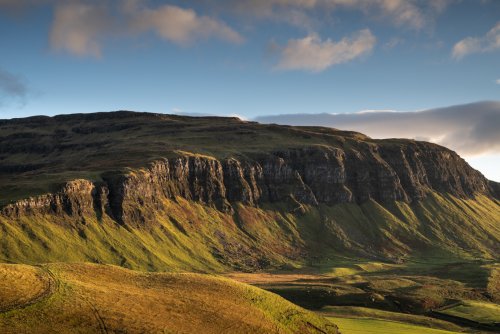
(255, 101, 500, 157)
(48, 1, 243, 57)
(452, 21, 500, 59)
(220, 0, 454, 30)
(276, 29, 376, 72)
(3, 0, 456, 58)
(0, 68, 29, 108)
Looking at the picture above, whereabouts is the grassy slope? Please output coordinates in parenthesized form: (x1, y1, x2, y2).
(438, 301, 500, 324)
(312, 193, 500, 262)
(0, 198, 304, 272)
(229, 256, 499, 321)
(320, 306, 463, 332)
(0, 263, 338, 334)
(0, 193, 498, 272)
(326, 317, 461, 334)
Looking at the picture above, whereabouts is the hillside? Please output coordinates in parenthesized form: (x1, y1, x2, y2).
(0, 262, 337, 333)
(0, 111, 499, 271)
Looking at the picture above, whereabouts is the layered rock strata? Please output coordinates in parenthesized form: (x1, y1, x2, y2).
(2, 144, 493, 225)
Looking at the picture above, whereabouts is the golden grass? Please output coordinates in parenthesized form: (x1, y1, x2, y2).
(0, 264, 51, 311)
(226, 272, 331, 284)
(0, 263, 338, 334)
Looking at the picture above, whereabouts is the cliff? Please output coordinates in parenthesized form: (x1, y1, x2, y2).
(1, 144, 493, 223)
(0, 111, 498, 270)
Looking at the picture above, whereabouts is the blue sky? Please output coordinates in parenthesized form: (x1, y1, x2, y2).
(0, 0, 499, 180)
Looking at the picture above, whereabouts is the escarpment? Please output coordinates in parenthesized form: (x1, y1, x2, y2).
(2, 143, 493, 224)
(0, 111, 498, 269)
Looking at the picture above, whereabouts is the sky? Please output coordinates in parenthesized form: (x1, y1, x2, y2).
(0, 0, 499, 181)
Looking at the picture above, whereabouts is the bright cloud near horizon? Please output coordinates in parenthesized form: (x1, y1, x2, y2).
(255, 101, 500, 181)
(0, 0, 499, 180)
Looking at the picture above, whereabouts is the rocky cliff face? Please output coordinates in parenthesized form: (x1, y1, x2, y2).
(2, 142, 493, 225)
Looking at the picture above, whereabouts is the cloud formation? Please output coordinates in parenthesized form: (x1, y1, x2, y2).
(130, 4, 243, 46)
(0, 68, 28, 108)
(452, 21, 500, 59)
(2, 0, 456, 58)
(276, 29, 376, 72)
(221, 0, 453, 29)
(255, 101, 500, 157)
(48, 1, 242, 57)
(50, 2, 111, 57)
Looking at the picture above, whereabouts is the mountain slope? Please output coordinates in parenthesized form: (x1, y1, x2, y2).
(0, 111, 498, 270)
(0, 262, 338, 333)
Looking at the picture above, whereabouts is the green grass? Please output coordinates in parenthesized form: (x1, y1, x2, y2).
(326, 317, 461, 334)
(1, 193, 499, 272)
(438, 300, 500, 324)
(0, 198, 316, 272)
(320, 306, 463, 332)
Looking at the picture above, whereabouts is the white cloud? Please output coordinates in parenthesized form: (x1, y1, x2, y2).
(496, 79, 500, 85)
(229, 113, 248, 120)
(130, 4, 243, 45)
(50, 2, 111, 57)
(452, 21, 500, 59)
(276, 29, 376, 72)
(255, 101, 500, 158)
(49, 1, 242, 57)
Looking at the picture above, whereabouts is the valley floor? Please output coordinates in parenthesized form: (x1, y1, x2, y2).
(326, 317, 461, 334)
(227, 257, 500, 334)
(1, 258, 498, 333)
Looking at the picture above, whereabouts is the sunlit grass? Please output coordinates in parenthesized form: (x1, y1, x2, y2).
(327, 317, 461, 334)
(439, 300, 500, 324)
(0, 263, 338, 334)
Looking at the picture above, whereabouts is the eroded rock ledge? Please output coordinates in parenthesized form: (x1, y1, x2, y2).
(2, 142, 494, 224)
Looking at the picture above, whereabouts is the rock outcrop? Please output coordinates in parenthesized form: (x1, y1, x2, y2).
(2, 179, 98, 218)
(2, 143, 494, 225)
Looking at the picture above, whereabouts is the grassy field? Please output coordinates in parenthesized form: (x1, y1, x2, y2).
(327, 317, 462, 334)
(320, 306, 463, 332)
(438, 300, 500, 324)
(0, 263, 338, 334)
(228, 258, 499, 333)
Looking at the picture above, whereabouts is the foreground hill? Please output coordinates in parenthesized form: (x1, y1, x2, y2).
(0, 111, 499, 270)
(0, 262, 337, 334)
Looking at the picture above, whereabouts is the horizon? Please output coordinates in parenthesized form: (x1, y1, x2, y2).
(0, 0, 499, 180)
